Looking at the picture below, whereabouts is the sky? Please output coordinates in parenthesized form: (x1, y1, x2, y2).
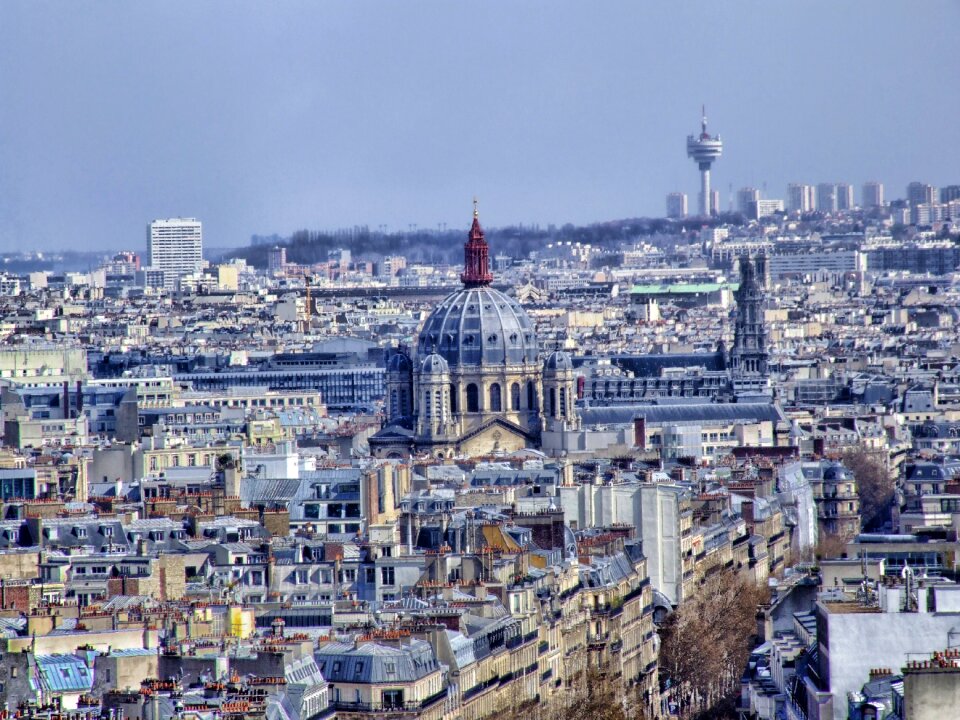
(0, 1, 958, 252)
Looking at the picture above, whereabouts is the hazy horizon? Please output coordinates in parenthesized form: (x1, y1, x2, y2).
(1, 1, 958, 251)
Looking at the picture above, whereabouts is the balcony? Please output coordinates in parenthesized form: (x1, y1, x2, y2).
(333, 689, 446, 715)
(587, 631, 610, 648)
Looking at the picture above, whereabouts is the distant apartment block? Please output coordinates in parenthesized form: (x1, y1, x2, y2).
(836, 183, 854, 210)
(750, 199, 785, 219)
(666, 192, 688, 219)
(862, 181, 884, 208)
(816, 183, 838, 214)
(907, 182, 937, 207)
(940, 185, 960, 204)
(787, 183, 816, 213)
(146, 218, 203, 290)
(767, 250, 866, 279)
(737, 187, 760, 216)
(268, 246, 287, 273)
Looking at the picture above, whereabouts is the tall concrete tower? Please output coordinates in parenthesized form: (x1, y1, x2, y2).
(686, 106, 723, 216)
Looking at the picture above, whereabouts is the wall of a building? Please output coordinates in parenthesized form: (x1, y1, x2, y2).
(904, 669, 960, 720)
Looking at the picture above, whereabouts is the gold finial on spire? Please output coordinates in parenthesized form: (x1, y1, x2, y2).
(473, 196, 479, 218)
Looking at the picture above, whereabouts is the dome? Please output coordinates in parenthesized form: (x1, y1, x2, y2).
(419, 352, 450, 375)
(544, 350, 573, 372)
(418, 286, 538, 367)
(823, 462, 853, 482)
(387, 352, 412, 374)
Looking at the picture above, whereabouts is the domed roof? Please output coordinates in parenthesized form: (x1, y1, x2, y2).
(387, 352, 412, 374)
(419, 352, 450, 375)
(544, 350, 573, 372)
(418, 286, 538, 367)
(823, 462, 853, 482)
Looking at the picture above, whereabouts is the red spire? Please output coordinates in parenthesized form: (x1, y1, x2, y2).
(461, 199, 493, 287)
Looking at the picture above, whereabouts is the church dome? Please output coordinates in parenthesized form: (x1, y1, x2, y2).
(417, 203, 538, 368)
(418, 287, 538, 367)
(544, 349, 573, 372)
(419, 352, 450, 375)
(387, 352, 412, 374)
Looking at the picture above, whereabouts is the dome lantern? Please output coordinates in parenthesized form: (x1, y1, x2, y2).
(461, 199, 494, 288)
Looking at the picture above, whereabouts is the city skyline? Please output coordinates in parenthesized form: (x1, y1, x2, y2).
(1, 1, 958, 251)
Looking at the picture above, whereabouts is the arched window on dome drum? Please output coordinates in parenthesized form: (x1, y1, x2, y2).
(449, 383, 457, 413)
(390, 390, 399, 419)
(549, 388, 557, 418)
(511, 383, 521, 411)
(489, 383, 502, 412)
(423, 391, 432, 419)
(560, 388, 567, 418)
(466, 384, 479, 413)
(527, 381, 538, 411)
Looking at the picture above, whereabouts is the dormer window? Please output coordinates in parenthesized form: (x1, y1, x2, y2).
(75, 527, 87, 539)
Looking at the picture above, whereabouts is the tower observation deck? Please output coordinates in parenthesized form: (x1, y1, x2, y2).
(686, 106, 723, 216)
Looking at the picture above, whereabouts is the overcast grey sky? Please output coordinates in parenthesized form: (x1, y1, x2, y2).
(1, 1, 957, 251)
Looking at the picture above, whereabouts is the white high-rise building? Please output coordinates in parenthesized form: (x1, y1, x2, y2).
(147, 218, 203, 289)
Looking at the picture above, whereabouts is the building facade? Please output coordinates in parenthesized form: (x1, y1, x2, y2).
(146, 218, 203, 289)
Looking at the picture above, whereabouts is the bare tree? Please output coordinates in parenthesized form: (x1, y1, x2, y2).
(496, 666, 646, 720)
(814, 531, 849, 561)
(842, 447, 894, 530)
(658, 569, 768, 719)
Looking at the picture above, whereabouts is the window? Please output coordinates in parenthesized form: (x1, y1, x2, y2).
(527, 381, 538, 411)
(383, 689, 403, 708)
(466, 383, 479, 413)
(489, 383, 502, 412)
(333, 661, 341, 673)
(381, 567, 395, 585)
(449, 383, 457, 413)
(355, 661, 364, 675)
(511, 383, 521, 411)
(549, 388, 557, 417)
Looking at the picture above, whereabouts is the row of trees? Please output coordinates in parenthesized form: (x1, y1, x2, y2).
(231, 213, 752, 269)
(658, 569, 769, 719)
(495, 667, 645, 720)
(493, 567, 769, 720)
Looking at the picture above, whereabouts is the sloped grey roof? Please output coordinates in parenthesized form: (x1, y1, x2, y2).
(35, 654, 93, 693)
(315, 639, 439, 684)
(241, 478, 302, 506)
(580, 402, 784, 427)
